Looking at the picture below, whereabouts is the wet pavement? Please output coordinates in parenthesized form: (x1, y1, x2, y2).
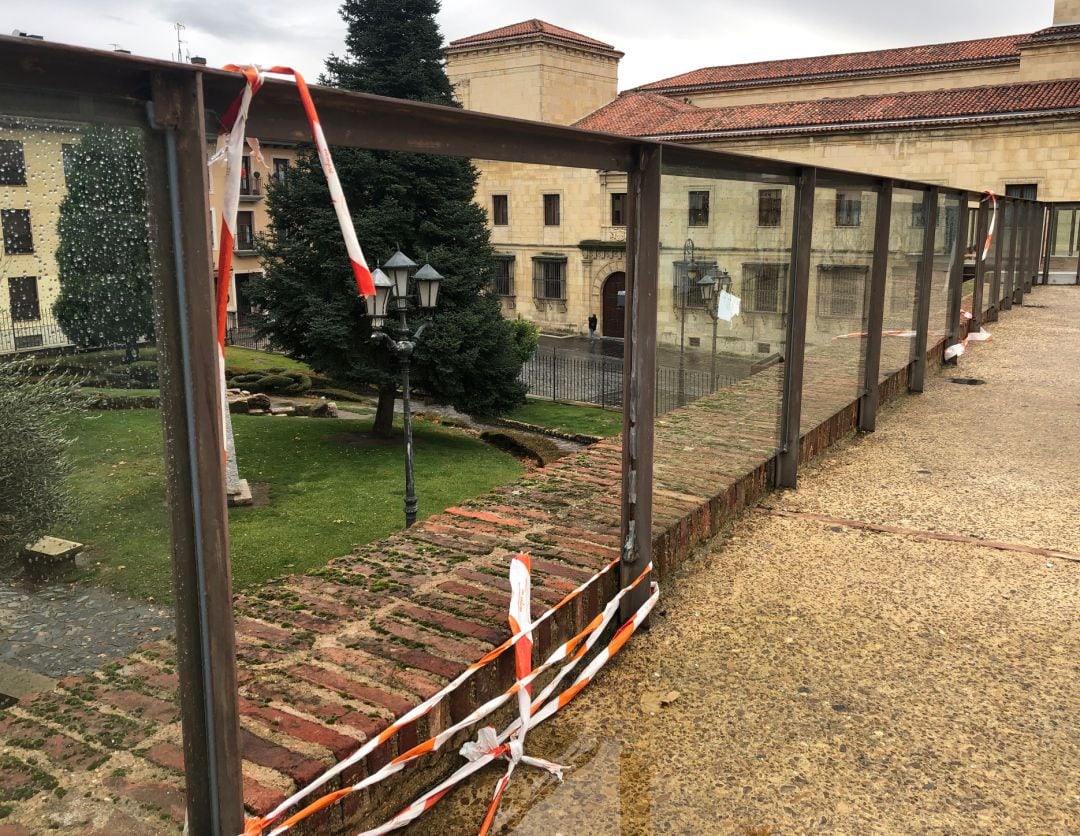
(0, 567, 172, 681)
(410, 288, 1080, 835)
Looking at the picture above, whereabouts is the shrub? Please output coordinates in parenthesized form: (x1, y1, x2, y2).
(0, 360, 81, 561)
(125, 360, 159, 386)
(508, 318, 540, 364)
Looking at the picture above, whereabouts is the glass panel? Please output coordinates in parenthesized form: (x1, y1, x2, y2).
(801, 183, 877, 433)
(879, 188, 923, 380)
(653, 164, 795, 518)
(999, 200, 1016, 304)
(0, 111, 175, 760)
(931, 194, 962, 347)
(981, 200, 998, 315)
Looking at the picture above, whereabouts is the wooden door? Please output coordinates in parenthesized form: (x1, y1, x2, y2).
(601, 272, 625, 338)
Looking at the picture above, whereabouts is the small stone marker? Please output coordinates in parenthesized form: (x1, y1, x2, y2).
(23, 536, 83, 571)
(228, 478, 254, 507)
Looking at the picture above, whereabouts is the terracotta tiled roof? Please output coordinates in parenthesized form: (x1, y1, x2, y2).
(575, 79, 1080, 139)
(635, 35, 1023, 93)
(448, 19, 620, 54)
(1017, 23, 1080, 46)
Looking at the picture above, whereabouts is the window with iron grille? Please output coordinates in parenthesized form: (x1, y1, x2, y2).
(492, 194, 509, 226)
(816, 265, 868, 318)
(8, 276, 40, 321)
(492, 255, 515, 296)
(235, 211, 255, 251)
(688, 190, 709, 227)
(0, 140, 26, 186)
(543, 194, 560, 226)
(888, 266, 919, 314)
(742, 262, 787, 313)
(2, 209, 33, 255)
(610, 193, 626, 226)
(532, 256, 566, 299)
(835, 191, 862, 227)
(758, 189, 782, 227)
(671, 259, 717, 310)
(911, 200, 926, 228)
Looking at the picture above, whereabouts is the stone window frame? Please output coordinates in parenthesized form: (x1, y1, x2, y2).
(742, 261, 788, 314)
(688, 190, 710, 227)
(1, 208, 34, 255)
(816, 264, 869, 319)
(758, 188, 782, 228)
(610, 192, 627, 227)
(0, 139, 27, 186)
(532, 255, 567, 300)
(835, 190, 862, 228)
(543, 193, 561, 227)
(492, 254, 515, 296)
(8, 275, 41, 322)
(491, 193, 509, 226)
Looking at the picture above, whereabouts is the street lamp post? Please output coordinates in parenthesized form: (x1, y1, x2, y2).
(677, 239, 702, 407)
(368, 250, 443, 528)
(696, 267, 732, 392)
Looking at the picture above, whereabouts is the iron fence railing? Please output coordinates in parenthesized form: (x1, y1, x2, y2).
(519, 347, 737, 415)
(0, 310, 72, 355)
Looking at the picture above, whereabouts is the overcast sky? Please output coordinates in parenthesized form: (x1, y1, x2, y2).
(6, 0, 1057, 90)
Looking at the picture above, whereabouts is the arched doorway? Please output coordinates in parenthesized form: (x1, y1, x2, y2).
(601, 272, 626, 339)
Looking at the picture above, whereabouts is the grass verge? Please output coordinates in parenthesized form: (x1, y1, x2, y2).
(56, 409, 522, 601)
(507, 399, 623, 438)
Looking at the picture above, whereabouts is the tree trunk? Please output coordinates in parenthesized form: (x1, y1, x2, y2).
(373, 383, 397, 437)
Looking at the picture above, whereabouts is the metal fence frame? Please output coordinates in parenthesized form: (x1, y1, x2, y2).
(0, 35, 1050, 832)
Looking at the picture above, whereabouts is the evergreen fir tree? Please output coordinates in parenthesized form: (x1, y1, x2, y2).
(255, 0, 525, 433)
(54, 126, 154, 361)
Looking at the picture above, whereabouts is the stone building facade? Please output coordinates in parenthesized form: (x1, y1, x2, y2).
(447, 3, 1080, 355)
(0, 115, 296, 352)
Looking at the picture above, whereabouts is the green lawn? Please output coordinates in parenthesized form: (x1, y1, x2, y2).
(56, 410, 522, 601)
(508, 399, 623, 439)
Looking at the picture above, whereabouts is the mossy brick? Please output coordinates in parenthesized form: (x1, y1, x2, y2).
(286, 665, 413, 717)
(237, 699, 362, 762)
(99, 690, 179, 725)
(239, 728, 327, 788)
(315, 647, 442, 702)
(394, 604, 505, 645)
(351, 637, 465, 681)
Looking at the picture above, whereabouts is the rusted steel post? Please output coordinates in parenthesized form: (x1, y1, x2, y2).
(148, 72, 244, 835)
(945, 198, 969, 356)
(776, 167, 816, 488)
(1004, 200, 1021, 309)
(971, 201, 989, 330)
(1015, 202, 1030, 305)
(910, 187, 939, 392)
(859, 180, 893, 432)
(620, 144, 660, 623)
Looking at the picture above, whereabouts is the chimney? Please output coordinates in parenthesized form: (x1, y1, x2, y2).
(1055, 0, 1080, 26)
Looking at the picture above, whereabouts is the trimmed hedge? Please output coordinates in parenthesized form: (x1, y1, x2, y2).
(226, 370, 312, 395)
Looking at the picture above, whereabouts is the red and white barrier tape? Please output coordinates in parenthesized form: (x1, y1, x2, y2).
(350, 559, 659, 836)
(240, 552, 647, 834)
(981, 191, 998, 262)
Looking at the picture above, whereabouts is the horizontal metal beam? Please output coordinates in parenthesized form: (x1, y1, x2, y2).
(0, 34, 1050, 203)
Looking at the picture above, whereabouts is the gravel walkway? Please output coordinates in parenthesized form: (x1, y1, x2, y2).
(415, 288, 1080, 835)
